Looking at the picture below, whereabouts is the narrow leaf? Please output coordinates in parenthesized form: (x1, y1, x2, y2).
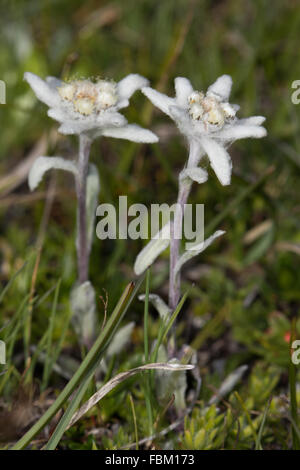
(138, 294, 171, 320)
(209, 365, 248, 405)
(179, 167, 208, 185)
(67, 363, 194, 430)
(70, 281, 96, 347)
(134, 222, 170, 275)
(28, 156, 78, 191)
(106, 322, 135, 358)
(175, 230, 225, 277)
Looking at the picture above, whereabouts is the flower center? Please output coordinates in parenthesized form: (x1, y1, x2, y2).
(188, 90, 236, 128)
(58, 79, 118, 116)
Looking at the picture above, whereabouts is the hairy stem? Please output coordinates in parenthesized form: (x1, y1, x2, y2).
(168, 182, 191, 310)
(76, 134, 92, 284)
(168, 140, 199, 310)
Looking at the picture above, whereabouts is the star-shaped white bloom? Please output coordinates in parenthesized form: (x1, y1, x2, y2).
(24, 72, 158, 143)
(142, 75, 267, 185)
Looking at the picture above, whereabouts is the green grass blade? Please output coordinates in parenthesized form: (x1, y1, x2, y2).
(45, 363, 96, 450)
(41, 279, 61, 391)
(129, 394, 139, 450)
(0, 262, 27, 304)
(11, 278, 143, 450)
(142, 269, 153, 435)
(234, 391, 258, 444)
(255, 397, 271, 450)
(143, 269, 150, 362)
(151, 290, 188, 363)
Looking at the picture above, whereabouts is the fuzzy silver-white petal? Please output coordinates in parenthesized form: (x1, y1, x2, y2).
(117, 74, 149, 101)
(207, 74, 232, 102)
(101, 124, 158, 143)
(47, 107, 70, 123)
(58, 121, 94, 135)
(168, 105, 193, 137)
(142, 87, 176, 118)
(24, 72, 60, 108)
(115, 98, 130, 110)
(237, 116, 266, 126)
(54, 110, 128, 135)
(218, 124, 267, 142)
(187, 139, 205, 167)
(174, 77, 194, 108)
(200, 137, 232, 186)
(46, 76, 63, 90)
(95, 111, 128, 127)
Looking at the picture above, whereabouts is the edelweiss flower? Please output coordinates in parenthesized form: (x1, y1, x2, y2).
(24, 72, 158, 143)
(142, 75, 267, 185)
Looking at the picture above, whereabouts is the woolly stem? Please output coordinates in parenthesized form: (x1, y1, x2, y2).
(76, 134, 92, 284)
(168, 140, 199, 310)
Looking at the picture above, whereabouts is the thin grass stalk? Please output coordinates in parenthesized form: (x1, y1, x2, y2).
(11, 279, 141, 450)
(76, 134, 92, 284)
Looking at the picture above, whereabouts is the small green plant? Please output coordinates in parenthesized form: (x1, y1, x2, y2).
(180, 404, 229, 450)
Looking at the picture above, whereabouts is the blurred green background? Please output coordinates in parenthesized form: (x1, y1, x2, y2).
(0, 0, 299, 449)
